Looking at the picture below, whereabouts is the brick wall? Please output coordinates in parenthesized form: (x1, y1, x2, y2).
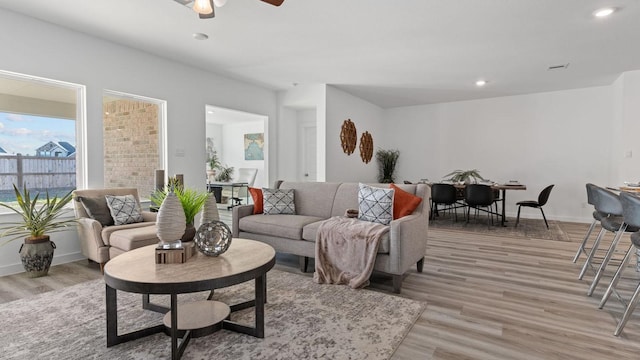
(103, 100, 159, 198)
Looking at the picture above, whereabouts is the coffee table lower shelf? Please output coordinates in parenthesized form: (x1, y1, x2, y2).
(163, 300, 230, 338)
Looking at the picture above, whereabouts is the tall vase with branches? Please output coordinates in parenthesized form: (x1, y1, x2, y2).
(376, 149, 400, 183)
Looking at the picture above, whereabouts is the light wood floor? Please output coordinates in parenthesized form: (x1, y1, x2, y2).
(1, 220, 640, 359)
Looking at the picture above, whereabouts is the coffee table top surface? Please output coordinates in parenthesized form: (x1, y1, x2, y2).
(104, 238, 275, 294)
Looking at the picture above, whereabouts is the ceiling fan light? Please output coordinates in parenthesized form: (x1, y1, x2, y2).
(193, 0, 214, 15)
(213, 0, 228, 7)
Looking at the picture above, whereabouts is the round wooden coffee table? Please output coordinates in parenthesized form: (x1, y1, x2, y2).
(103, 238, 275, 360)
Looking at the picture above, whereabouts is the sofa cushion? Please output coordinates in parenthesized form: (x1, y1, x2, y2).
(109, 226, 160, 251)
(279, 182, 341, 218)
(358, 183, 394, 225)
(239, 214, 323, 240)
(78, 196, 114, 227)
(248, 187, 264, 214)
(263, 188, 296, 215)
(390, 183, 422, 219)
(301, 219, 390, 254)
(105, 194, 144, 225)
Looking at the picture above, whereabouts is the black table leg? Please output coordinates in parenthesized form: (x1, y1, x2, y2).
(501, 189, 507, 227)
(223, 273, 267, 338)
(105, 285, 164, 348)
(106, 284, 118, 347)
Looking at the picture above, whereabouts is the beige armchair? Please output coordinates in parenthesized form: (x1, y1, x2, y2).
(72, 188, 158, 272)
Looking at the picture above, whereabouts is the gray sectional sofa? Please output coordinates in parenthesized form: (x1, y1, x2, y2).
(232, 181, 430, 293)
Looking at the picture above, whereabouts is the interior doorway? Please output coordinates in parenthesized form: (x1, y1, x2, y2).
(205, 106, 268, 190)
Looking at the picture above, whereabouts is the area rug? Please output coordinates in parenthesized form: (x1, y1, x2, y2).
(429, 216, 570, 242)
(0, 269, 424, 360)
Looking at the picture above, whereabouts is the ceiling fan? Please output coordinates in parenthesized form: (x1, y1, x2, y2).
(175, 0, 285, 19)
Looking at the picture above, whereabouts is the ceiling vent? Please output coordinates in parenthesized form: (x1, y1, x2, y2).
(548, 63, 570, 71)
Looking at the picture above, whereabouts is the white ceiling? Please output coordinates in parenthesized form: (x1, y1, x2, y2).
(1, 0, 639, 108)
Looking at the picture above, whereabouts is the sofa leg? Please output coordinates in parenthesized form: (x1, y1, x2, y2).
(416, 258, 424, 273)
(299, 256, 309, 273)
(392, 275, 402, 294)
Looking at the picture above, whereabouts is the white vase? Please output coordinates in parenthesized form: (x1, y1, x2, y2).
(156, 191, 186, 244)
(200, 194, 220, 226)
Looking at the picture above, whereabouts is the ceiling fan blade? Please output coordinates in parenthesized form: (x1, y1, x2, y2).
(260, 0, 285, 6)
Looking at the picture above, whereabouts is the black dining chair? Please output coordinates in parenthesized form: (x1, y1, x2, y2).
(464, 184, 496, 227)
(430, 183, 461, 221)
(515, 185, 554, 229)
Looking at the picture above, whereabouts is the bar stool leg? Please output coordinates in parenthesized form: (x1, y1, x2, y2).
(599, 243, 633, 309)
(588, 224, 627, 296)
(573, 219, 598, 263)
(614, 282, 640, 336)
(579, 228, 606, 280)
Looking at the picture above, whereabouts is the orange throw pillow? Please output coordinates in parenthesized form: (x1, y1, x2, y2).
(248, 187, 263, 214)
(389, 183, 422, 219)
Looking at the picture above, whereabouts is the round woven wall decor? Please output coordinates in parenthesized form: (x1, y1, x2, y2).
(340, 119, 357, 155)
(359, 131, 373, 164)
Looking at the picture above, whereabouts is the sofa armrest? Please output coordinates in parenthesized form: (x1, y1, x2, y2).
(232, 204, 254, 237)
(387, 213, 429, 274)
(141, 211, 157, 222)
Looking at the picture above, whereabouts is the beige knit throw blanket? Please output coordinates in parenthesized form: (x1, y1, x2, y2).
(313, 216, 389, 289)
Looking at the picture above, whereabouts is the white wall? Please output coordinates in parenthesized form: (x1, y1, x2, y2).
(0, 8, 276, 275)
(384, 86, 615, 222)
(325, 86, 383, 182)
(276, 84, 326, 182)
(220, 121, 266, 189)
(611, 70, 640, 185)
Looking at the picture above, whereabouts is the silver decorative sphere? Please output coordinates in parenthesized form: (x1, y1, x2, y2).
(194, 221, 232, 256)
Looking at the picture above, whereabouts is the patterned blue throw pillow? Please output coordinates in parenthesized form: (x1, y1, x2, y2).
(262, 188, 296, 215)
(358, 183, 394, 225)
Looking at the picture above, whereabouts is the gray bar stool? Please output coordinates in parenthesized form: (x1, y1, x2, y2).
(583, 187, 640, 296)
(573, 183, 606, 263)
(598, 191, 640, 336)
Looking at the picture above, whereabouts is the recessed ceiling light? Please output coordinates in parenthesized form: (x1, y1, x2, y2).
(192, 32, 209, 40)
(207, 110, 214, 114)
(593, 7, 615, 18)
(475, 80, 487, 87)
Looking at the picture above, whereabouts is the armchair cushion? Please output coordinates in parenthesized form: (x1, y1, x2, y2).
(78, 196, 114, 227)
(105, 194, 144, 225)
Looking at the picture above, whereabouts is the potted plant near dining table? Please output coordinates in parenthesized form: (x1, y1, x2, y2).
(0, 184, 75, 278)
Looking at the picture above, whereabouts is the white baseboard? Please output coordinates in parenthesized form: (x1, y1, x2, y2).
(0, 251, 86, 277)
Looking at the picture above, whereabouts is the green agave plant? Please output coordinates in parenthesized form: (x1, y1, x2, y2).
(151, 186, 209, 225)
(443, 169, 485, 183)
(0, 184, 75, 245)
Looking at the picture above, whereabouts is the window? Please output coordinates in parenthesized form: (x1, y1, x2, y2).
(0, 70, 85, 202)
(103, 90, 166, 199)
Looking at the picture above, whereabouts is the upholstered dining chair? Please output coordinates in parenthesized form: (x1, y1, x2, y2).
(598, 191, 640, 336)
(515, 184, 554, 229)
(464, 184, 496, 227)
